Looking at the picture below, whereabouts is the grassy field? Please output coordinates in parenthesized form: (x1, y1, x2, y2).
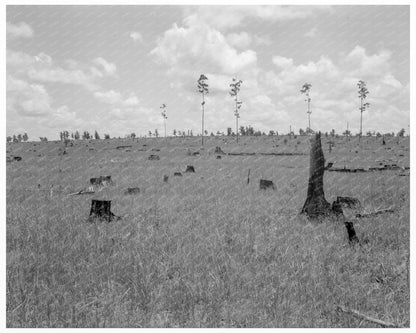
(6, 135, 410, 327)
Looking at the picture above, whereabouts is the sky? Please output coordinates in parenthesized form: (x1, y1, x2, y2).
(6, 5, 410, 140)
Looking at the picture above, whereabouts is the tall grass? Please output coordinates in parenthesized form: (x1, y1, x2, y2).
(6, 136, 409, 327)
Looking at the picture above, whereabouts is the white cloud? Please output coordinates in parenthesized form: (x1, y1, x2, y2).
(27, 67, 99, 91)
(130, 31, 143, 42)
(7, 76, 52, 117)
(94, 90, 141, 106)
(226, 32, 252, 49)
(92, 57, 117, 76)
(123, 95, 140, 106)
(7, 50, 118, 91)
(94, 90, 122, 104)
(182, 6, 332, 31)
(272, 55, 294, 69)
(342, 45, 392, 77)
(304, 27, 318, 38)
(7, 22, 34, 39)
(150, 22, 257, 75)
(265, 46, 408, 133)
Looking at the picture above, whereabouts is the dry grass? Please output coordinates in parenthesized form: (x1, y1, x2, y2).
(6, 135, 410, 327)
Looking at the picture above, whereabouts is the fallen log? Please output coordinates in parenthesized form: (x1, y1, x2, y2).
(336, 305, 403, 328)
(356, 208, 395, 218)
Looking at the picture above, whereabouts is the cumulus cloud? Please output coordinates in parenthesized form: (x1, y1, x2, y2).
(265, 46, 407, 133)
(226, 32, 252, 49)
(92, 57, 117, 76)
(7, 50, 118, 91)
(304, 27, 318, 38)
(182, 5, 332, 31)
(7, 22, 34, 39)
(130, 31, 143, 42)
(7, 75, 52, 117)
(94, 90, 140, 106)
(150, 21, 257, 75)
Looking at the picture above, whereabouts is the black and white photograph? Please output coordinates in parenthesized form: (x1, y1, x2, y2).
(4, 2, 413, 329)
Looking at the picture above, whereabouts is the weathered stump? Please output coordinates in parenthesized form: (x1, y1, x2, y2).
(88, 200, 119, 222)
(259, 179, 276, 190)
(301, 132, 331, 218)
(344, 222, 359, 244)
(90, 175, 112, 186)
(336, 196, 361, 208)
(325, 162, 334, 170)
(185, 165, 195, 173)
(215, 146, 226, 155)
(124, 187, 140, 195)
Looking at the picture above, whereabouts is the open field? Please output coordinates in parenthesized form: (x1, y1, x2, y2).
(6, 135, 410, 328)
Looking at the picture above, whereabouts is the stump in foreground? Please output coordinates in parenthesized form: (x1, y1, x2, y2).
(88, 200, 119, 222)
(301, 132, 332, 218)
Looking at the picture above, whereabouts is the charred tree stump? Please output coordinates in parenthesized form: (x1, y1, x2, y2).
(344, 222, 359, 244)
(124, 187, 140, 195)
(185, 165, 195, 173)
(301, 132, 332, 218)
(260, 179, 276, 190)
(88, 200, 118, 222)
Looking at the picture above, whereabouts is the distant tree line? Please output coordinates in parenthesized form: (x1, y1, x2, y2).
(7, 126, 407, 144)
(6, 133, 28, 143)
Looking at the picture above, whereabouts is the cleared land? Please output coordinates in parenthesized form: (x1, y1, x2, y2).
(6, 135, 410, 328)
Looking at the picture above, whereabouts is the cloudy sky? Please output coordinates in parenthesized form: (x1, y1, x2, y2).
(6, 5, 409, 140)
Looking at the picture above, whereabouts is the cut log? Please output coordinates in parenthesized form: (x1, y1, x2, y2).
(356, 208, 395, 218)
(174, 172, 182, 177)
(301, 132, 332, 218)
(148, 155, 160, 160)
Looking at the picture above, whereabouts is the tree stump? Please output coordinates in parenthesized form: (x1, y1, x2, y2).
(215, 146, 226, 155)
(124, 187, 140, 195)
(259, 179, 276, 190)
(336, 196, 361, 208)
(88, 200, 118, 222)
(301, 132, 332, 218)
(185, 165, 195, 173)
(90, 175, 112, 186)
(344, 222, 359, 244)
(163, 175, 169, 182)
